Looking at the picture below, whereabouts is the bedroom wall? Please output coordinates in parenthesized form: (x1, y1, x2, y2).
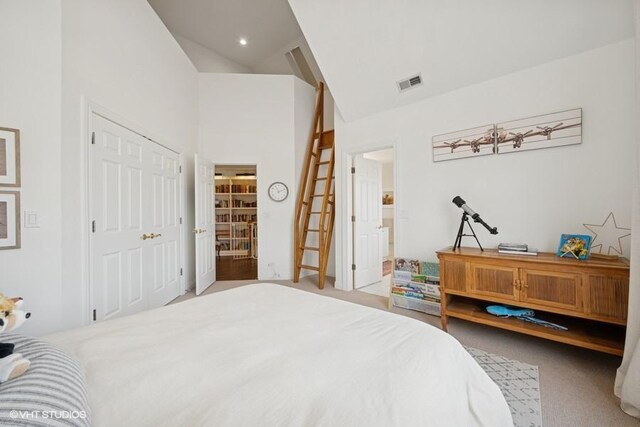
(333, 39, 636, 290)
(199, 74, 315, 281)
(0, 0, 63, 336)
(173, 33, 252, 74)
(60, 0, 199, 331)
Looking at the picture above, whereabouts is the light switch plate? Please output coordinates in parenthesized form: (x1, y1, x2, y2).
(24, 211, 40, 228)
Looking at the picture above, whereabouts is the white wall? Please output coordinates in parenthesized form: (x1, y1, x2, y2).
(199, 74, 315, 280)
(60, 0, 199, 332)
(334, 40, 636, 290)
(0, 0, 62, 335)
(173, 33, 251, 74)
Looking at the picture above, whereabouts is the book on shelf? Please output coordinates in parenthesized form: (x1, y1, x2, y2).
(498, 248, 538, 256)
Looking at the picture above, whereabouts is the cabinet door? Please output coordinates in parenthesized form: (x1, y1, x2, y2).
(469, 263, 519, 301)
(440, 258, 468, 292)
(521, 269, 582, 312)
(586, 274, 628, 323)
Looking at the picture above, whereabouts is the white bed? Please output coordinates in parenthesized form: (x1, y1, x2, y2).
(45, 283, 512, 427)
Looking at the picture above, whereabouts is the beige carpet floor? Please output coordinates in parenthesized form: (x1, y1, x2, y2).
(172, 277, 639, 427)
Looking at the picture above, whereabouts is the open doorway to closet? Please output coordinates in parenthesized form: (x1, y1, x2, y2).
(215, 165, 258, 280)
(352, 148, 394, 297)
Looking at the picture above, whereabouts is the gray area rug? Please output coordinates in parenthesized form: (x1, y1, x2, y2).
(466, 346, 542, 427)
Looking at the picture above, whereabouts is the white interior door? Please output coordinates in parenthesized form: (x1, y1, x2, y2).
(353, 155, 383, 288)
(90, 114, 182, 322)
(91, 115, 147, 321)
(145, 143, 182, 307)
(194, 154, 216, 295)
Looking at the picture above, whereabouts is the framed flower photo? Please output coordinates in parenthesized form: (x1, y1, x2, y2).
(557, 234, 591, 260)
(0, 127, 20, 187)
(0, 191, 20, 249)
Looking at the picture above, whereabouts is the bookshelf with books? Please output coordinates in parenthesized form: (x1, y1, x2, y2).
(389, 258, 441, 317)
(215, 175, 258, 257)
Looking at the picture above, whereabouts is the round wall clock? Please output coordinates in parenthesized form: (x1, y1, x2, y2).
(268, 182, 289, 202)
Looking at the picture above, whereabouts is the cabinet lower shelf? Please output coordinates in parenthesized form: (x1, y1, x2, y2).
(445, 296, 625, 356)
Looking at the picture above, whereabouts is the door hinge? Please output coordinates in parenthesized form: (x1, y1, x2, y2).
(91, 132, 95, 145)
(179, 165, 182, 173)
(180, 268, 183, 276)
(179, 217, 183, 225)
(352, 264, 356, 271)
(351, 215, 356, 222)
(351, 167, 355, 174)
(91, 220, 96, 233)
(92, 309, 96, 321)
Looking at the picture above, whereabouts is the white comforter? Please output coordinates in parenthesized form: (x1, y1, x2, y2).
(46, 284, 512, 427)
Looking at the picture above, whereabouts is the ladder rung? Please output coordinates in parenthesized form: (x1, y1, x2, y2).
(309, 211, 328, 214)
(301, 201, 308, 205)
(301, 247, 319, 251)
(299, 264, 320, 271)
(311, 194, 326, 197)
(317, 161, 330, 165)
(306, 229, 319, 232)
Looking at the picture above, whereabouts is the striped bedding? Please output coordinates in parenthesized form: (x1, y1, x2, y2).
(0, 334, 90, 426)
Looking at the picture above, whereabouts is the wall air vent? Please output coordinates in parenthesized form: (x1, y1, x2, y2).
(397, 73, 423, 93)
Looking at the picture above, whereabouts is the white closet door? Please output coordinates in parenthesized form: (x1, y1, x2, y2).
(353, 155, 383, 288)
(145, 142, 181, 307)
(91, 115, 148, 321)
(194, 154, 216, 295)
(90, 114, 182, 322)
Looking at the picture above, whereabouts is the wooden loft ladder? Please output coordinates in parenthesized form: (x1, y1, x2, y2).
(294, 82, 335, 289)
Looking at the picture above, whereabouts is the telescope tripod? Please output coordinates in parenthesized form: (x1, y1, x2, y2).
(453, 212, 483, 251)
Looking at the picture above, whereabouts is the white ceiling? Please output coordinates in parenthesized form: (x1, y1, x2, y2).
(148, 0, 304, 68)
(288, 0, 635, 122)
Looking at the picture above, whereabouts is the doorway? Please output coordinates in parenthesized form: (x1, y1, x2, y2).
(352, 148, 394, 297)
(214, 165, 258, 280)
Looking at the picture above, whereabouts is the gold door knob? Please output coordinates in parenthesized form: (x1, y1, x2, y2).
(141, 233, 152, 240)
(150, 233, 162, 239)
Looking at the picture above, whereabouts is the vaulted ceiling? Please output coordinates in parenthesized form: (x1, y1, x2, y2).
(148, 0, 303, 69)
(288, 0, 635, 121)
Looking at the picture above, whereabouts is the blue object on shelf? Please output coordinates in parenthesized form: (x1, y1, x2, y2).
(486, 305, 568, 331)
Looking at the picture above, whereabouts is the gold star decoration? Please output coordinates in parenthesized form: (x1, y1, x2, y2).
(583, 212, 631, 256)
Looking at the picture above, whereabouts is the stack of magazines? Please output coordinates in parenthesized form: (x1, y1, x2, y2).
(498, 243, 538, 256)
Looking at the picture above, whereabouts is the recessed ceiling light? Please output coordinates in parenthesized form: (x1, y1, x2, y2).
(239, 38, 247, 46)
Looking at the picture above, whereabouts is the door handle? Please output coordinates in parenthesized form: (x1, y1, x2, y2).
(150, 233, 162, 239)
(141, 233, 152, 240)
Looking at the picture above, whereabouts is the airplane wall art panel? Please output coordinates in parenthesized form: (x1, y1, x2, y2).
(496, 108, 582, 154)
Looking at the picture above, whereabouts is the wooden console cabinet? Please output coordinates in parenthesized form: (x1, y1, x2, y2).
(436, 247, 629, 355)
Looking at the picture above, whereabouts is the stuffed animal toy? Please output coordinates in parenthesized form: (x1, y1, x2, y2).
(0, 293, 31, 383)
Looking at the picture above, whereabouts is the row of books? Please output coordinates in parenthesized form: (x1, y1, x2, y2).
(215, 184, 257, 194)
(216, 200, 258, 208)
(391, 258, 441, 317)
(215, 214, 257, 223)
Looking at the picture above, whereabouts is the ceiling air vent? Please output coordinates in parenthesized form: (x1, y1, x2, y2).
(397, 73, 423, 93)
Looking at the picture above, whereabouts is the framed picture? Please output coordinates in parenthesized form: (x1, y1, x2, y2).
(557, 234, 591, 260)
(0, 127, 20, 187)
(382, 190, 394, 205)
(0, 191, 20, 250)
(432, 124, 495, 162)
(496, 108, 582, 154)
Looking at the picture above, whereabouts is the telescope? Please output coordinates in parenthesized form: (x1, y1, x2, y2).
(452, 196, 498, 251)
